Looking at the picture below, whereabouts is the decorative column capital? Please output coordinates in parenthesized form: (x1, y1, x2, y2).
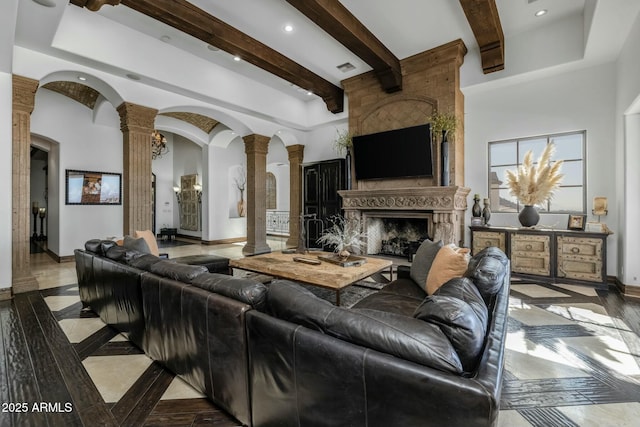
(12, 75, 39, 114)
(243, 134, 270, 155)
(286, 144, 305, 162)
(117, 102, 157, 133)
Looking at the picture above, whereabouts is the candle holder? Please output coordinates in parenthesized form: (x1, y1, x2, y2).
(38, 207, 46, 241)
(32, 204, 39, 240)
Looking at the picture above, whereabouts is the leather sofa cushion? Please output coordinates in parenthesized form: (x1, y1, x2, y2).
(434, 277, 488, 329)
(413, 294, 486, 373)
(266, 280, 463, 374)
(465, 247, 509, 305)
(123, 236, 151, 254)
(351, 292, 422, 317)
(105, 245, 140, 263)
(192, 273, 267, 310)
(150, 260, 208, 283)
(266, 280, 335, 332)
(409, 239, 443, 289)
(85, 239, 104, 255)
(128, 253, 163, 271)
(380, 278, 427, 300)
(329, 308, 463, 374)
(101, 240, 117, 255)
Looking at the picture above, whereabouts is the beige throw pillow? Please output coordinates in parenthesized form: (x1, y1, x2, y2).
(135, 229, 160, 256)
(425, 244, 471, 295)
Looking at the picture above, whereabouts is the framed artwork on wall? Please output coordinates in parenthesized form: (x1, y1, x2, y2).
(65, 169, 122, 205)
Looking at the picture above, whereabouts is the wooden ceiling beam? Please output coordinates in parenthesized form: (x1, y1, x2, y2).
(285, 0, 402, 93)
(71, 0, 344, 113)
(459, 0, 504, 73)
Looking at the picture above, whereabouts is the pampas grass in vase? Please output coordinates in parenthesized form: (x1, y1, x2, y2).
(505, 143, 564, 226)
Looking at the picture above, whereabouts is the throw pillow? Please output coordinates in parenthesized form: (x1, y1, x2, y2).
(123, 235, 151, 254)
(135, 229, 160, 257)
(409, 239, 443, 289)
(425, 244, 470, 295)
(413, 295, 487, 373)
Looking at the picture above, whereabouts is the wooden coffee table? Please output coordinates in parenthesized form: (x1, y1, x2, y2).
(229, 251, 393, 306)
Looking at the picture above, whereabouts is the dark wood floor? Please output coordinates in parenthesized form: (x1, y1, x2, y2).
(0, 288, 239, 427)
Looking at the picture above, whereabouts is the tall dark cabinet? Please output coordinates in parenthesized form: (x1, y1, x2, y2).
(303, 158, 346, 248)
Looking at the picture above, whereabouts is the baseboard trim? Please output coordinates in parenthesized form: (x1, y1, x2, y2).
(614, 277, 640, 299)
(202, 237, 246, 245)
(46, 249, 74, 263)
(0, 287, 12, 301)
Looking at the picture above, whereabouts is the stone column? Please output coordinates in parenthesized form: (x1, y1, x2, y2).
(286, 144, 304, 248)
(12, 75, 40, 294)
(117, 102, 157, 236)
(242, 134, 271, 255)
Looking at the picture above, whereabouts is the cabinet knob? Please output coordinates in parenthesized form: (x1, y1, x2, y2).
(485, 241, 492, 247)
(526, 244, 533, 250)
(571, 247, 580, 254)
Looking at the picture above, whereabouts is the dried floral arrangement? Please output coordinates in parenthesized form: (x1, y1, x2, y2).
(316, 215, 367, 257)
(505, 143, 564, 206)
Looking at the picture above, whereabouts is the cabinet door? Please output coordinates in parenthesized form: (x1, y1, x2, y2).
(557, 235, 605, 283)
(510, 233, 551, 276)
(472, 230, 506, 255)
(319, 160, 344, 220)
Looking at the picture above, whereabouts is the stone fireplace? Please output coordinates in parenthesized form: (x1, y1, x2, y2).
(365, 213, 430, 258)
(339, 186, 470, 249)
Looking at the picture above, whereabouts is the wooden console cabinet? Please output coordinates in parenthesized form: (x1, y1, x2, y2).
(470, 226, 610, 285)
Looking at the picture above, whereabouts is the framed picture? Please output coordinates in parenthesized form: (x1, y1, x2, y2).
(567, 214, 586, 231)
(65, 169, 122, 205)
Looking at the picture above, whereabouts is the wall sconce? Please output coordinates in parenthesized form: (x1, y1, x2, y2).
(193, 183, 203, 203)
(592, 196, 608, 221)
(173, 186, 182, 204)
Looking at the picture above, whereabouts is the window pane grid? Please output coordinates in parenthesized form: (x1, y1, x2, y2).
(488, 131, 585, 214)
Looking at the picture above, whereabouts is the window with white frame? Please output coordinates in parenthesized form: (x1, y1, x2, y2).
(488, 131, 585, 214)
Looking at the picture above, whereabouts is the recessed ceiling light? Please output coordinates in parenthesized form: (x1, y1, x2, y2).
(337, 62, 356, 73)
(283, 24, 294, 33)
(32, 0, 56, 7)
(233, 56, 241, 62)
(126, 73, 141, 81)
(535, 9, 547, 17)
(306, 91, 313, 96)
(160, 35, 171, 42)
(77, 76, 87, 81)
(207, 44, 219, 51)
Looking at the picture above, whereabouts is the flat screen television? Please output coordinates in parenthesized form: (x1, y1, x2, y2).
(352, 124, 433, 180)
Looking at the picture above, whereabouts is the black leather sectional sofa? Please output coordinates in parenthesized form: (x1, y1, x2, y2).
(75, 239, 510, 427)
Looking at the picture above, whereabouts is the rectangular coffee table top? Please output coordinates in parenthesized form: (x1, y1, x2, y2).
(229, 251, 392, 291)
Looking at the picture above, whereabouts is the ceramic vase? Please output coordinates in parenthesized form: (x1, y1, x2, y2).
(440, 130, 449, 186)
(472, 195, 482, 218)
(518, 205, 539, 227)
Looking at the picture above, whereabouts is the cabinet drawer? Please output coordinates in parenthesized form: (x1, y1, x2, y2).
(511, 234, 551, 276)
(472, 231, 506, 255)
(557, 236, 604, 282)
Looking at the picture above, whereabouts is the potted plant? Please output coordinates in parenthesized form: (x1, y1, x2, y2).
(333, 129, 353, 156)
(505, 143, 564, 227)
(316, 215, 367, 259)
(428, 112, 458, 186)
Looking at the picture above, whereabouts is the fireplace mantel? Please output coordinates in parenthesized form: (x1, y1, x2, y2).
(339, 186, 470, 246)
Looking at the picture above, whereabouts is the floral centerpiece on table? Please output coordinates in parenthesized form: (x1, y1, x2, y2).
(316, 215, 367, 259)
(505, 143, 564, 226)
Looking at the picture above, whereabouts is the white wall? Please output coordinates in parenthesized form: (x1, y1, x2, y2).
(151, 134, 175, 231)
(30, 89, 123, 257)
(0, 72, 12, 289)
(616, 12, 640, 287)
(464, 62, 618, 274)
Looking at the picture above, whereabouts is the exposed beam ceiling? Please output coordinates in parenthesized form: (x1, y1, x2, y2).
(459, 0, 504, 73)
(285, 0, 402, 93)
(70, 0, 345, 113)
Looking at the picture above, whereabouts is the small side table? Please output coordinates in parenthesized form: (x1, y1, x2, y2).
(157, 227, 177, 241)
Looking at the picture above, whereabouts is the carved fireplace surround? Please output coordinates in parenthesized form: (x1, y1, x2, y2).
(338, 186, 470, 247)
